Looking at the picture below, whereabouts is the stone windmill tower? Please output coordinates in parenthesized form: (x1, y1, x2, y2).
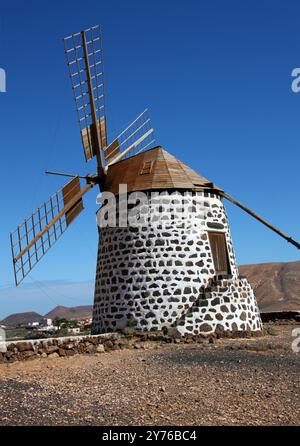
(10, 25, 300, 337)
(92, 147, 262, 336)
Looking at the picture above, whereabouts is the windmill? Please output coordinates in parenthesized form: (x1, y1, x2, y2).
(10, 25, 300, 337)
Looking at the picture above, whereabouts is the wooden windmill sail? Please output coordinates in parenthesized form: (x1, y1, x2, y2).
(10, 24, 300, 288)
(10, 25, 155, 286)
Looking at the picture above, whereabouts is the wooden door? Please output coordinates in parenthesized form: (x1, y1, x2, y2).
(208, 232, 231, 275)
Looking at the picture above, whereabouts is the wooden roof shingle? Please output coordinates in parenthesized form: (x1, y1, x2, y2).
(103, 146, 222, 195)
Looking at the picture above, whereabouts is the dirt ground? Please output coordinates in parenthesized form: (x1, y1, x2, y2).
(0, 323, 299, 426)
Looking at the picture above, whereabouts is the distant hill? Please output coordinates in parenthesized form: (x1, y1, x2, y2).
(1, 311, 44, 327)
(240, 261, 300, 312)
(45, 305, 93, 320)
(2, 261, 300, 326)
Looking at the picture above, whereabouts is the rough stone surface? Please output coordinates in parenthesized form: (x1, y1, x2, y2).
(0, 323, 298, 426)
(92, 191, 262, 335)
(96, 344, 105, 353)
(16, 342, 34, 352)
(0, 333, 117, 364)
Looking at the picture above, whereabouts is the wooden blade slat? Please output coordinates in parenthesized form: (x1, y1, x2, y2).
(62, 176, 84, 226)
(80, 117, 107, 162)
(100, 116, 107, 148)
(105, 138, 120, 164)
(81, 124, 98, 161)
(66, 200, 84, 226)
(62, 176, 81, 205)
(10, 178, 93, 286)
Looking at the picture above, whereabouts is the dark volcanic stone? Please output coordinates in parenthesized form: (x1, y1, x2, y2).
(199, 323, 212, 333)
(207, 222, 224, 230)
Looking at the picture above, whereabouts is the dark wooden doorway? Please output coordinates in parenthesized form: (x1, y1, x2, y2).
(208, 232, 231, 275)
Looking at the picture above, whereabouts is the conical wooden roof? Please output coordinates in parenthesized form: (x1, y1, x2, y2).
(103, 146, 222, 195)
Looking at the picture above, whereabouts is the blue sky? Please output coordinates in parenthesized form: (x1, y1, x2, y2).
(1, 0, 300, 319)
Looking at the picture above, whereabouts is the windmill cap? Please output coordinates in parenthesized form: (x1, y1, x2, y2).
(103, 146, 223, 195)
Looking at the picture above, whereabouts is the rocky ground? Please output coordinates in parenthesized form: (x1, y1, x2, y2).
(0, 323, 299, 426)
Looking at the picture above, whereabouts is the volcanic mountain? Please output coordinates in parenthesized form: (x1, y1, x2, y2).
(239, 260, 300, 312)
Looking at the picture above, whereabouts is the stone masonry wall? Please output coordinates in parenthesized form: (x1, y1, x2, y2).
(92, 190, 262, 335)
(0, 333, 114, 364)
(176, 277, 262, 335)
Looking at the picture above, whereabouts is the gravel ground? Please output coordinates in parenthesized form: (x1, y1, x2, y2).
(0, 323, 299, 426)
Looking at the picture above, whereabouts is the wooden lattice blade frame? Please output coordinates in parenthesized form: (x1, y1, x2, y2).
(63, 25, 106, 165)
(104, 109, 155, 166)
(10, 177, 93, 286)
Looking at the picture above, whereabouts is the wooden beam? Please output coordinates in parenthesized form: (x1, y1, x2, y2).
(221, 191, 300, 250)
(45, 170, 87, 179)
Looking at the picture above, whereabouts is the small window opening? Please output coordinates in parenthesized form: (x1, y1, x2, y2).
(140, 160, 153, 175)
(208, 231, 231, 275)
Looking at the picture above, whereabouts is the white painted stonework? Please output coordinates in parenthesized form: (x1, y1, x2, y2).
(92, 191, 262, 336)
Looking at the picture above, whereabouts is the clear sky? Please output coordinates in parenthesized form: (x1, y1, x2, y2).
(1, 0, 300, 319)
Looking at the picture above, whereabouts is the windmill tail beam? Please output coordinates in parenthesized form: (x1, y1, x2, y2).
(220, 191, 300, 250)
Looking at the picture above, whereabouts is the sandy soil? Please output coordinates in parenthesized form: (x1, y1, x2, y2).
(0, 323, 299, 426)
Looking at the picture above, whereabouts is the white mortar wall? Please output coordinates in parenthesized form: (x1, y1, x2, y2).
(92, 191, 262, 335)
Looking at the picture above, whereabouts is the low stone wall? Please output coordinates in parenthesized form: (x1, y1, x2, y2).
(0, 328, 264, 364)
(0, 333, 119, 364)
